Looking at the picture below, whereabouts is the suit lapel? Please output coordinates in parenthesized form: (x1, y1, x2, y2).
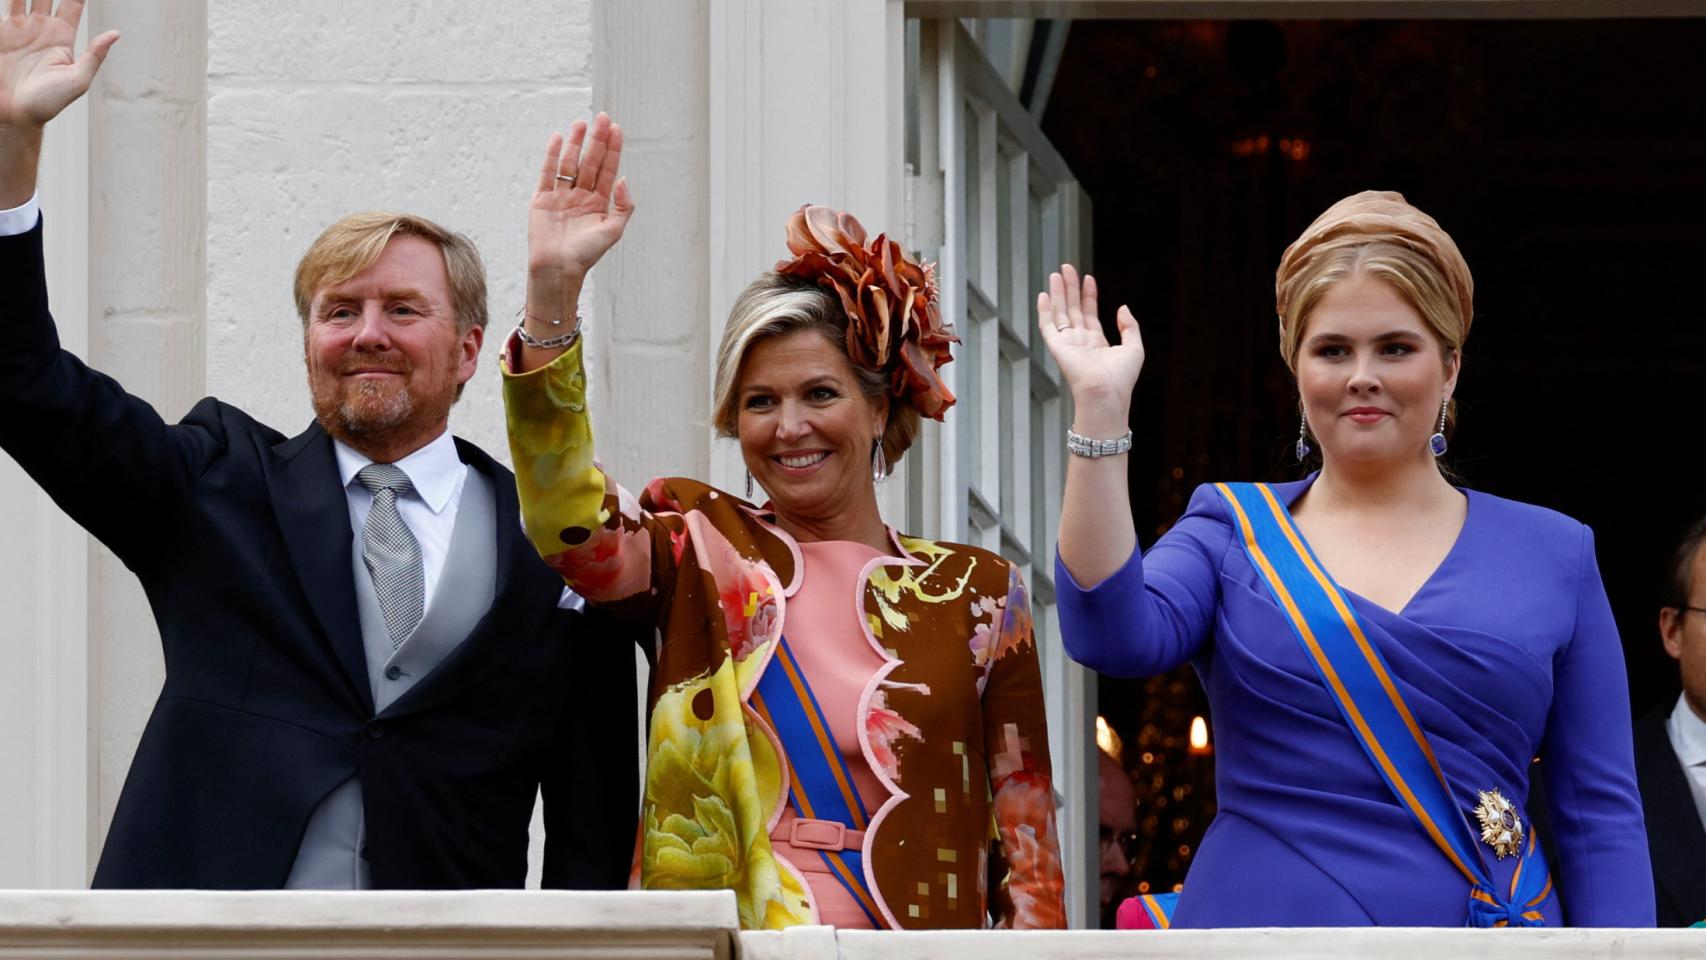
(379, 439, 558, 717)
(1635, 712, 1706, 919)
(265, 423, 374, 714)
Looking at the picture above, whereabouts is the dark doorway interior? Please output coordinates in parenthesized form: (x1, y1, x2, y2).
(1043, 17, 1706, 919)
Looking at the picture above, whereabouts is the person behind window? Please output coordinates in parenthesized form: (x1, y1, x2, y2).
(1643, 516, 1706, 926)
(1038, 191, 1652, 926)
(1097, 748, 1139, 922)
(498, 114, 1066, 931)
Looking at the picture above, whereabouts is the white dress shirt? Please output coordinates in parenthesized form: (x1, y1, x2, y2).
(0, 193, 41, 236)
(333, 430, 467, 611)
(1666, 693, 1706, 834)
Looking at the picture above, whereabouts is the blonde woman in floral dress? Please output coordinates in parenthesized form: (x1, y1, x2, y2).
(500, 114, 1067, 931)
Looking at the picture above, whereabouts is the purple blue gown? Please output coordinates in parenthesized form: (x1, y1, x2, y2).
(1059, 477, 1654, 927)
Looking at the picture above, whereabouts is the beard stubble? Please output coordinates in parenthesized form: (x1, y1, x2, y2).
(309, 345, 462, 455)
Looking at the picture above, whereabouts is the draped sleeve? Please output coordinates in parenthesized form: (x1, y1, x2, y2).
(502, 335, 683, 630)
(1539, 525, 1655, 926)
(1055, 483, 1234, 678)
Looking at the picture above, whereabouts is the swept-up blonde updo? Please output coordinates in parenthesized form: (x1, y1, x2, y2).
(711, 205, 959, 472)
(1275, 191, 1472, 369)
(711, 274, 923, 469)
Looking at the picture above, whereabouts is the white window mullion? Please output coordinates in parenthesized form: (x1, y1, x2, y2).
(933, 18, 967, 543)
(1001, 147, 1034, 568)
(918, 19, 1095, 925)
(965, 277, 1000, 554)
(967, 99, 1001, 554)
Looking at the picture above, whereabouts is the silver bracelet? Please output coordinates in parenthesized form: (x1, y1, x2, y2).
(514, 320, 582, 350)
(1066, 428, 1133, 458)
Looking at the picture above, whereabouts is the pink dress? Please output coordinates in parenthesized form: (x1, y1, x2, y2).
(770, 539, 889, 928)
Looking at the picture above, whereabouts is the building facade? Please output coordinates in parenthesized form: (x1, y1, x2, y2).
(1, 0, 1691, 928)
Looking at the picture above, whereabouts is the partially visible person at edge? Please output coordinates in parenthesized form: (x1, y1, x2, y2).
(1641, 516, 1706, 926)
(1097, 749, 1138, 925)
(1039, 191, 1652, 926)
(497, 114, 1067, 930)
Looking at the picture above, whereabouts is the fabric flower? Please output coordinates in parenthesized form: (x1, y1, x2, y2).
(715, 555, 778, 663)
(866, 683, 929, 781)
(969, 566, 1032, 668)
(644, 659, 812, 930)
(543, 517, 653, 603)
(994, 564, 1034, 663)
(967, 594, 1002, 667)
(644, 476, 687, 515)
(775, 204, 958, 420)
(992, 769, 1067, 930)
(684, 515, 780, 663)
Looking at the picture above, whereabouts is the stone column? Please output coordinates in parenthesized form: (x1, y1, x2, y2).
(589, 0, 712, 485)
(85, 0, 209, 853)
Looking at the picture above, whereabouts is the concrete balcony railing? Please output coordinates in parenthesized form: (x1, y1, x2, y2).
(0, 892, 1695, 959)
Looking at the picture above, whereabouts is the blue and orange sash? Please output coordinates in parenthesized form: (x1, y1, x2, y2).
(750, 635, 885, 927)
(1214, 482, 1553, 927)
(1130, 892, 1179, 929)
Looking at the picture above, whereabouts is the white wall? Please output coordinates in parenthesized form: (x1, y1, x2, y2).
(589, 0, 712, 487)
(205, 1, 596, 458)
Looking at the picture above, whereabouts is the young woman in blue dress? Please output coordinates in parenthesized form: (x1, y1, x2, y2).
(1040, 191, 1653, 927)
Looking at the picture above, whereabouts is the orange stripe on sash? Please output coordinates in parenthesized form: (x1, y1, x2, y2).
(824, 847, 884, 920)
(770, 642, 868, 830)
(751, 643, 886, 927)
(1215, 484, 1480, 886)
(748, 692, 818, 820)
(1141, 895, 1173, 929)
(1252, 486, 1466, 833)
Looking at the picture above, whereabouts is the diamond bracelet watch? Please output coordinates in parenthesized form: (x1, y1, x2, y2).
(1066, 428, 1133, 458)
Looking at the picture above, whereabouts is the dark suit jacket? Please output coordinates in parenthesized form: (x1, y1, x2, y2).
(1634, 709, 1706, 926)
(0, 219, 639, 889)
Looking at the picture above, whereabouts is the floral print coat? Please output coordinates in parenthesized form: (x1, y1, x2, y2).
(503, 340, 1066, 930)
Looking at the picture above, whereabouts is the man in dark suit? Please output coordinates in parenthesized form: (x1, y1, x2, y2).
(1644, 516, 1706, 926)
(0, 2, 637, 889)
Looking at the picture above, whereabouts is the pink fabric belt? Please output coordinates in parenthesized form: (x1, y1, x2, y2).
(770, 818, 866, 852)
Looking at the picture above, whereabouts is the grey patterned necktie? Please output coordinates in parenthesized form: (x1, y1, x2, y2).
(356, 463, 424, 649)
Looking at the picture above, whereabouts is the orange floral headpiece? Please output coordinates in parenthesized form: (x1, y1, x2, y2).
(775, 205, 958, 420)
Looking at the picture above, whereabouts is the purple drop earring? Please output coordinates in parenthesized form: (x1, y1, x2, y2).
(1428, 398, 1449, 457)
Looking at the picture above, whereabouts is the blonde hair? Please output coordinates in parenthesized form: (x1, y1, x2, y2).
(293, 212, 488, 333)
(1279, 241, 1465, 424)
(712, 273, 922, 467)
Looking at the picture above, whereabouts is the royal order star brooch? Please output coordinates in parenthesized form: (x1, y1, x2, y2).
(1473, 788, 1524, 859)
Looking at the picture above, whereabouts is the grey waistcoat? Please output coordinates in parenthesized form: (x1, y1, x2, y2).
(283, 466, 498, 889)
